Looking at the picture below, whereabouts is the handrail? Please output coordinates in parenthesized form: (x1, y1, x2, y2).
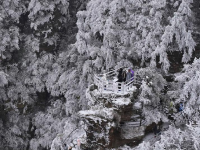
(93, 68, 141, 95)
(121, 120, 147, 127)
(125, 77, 141, 86)
(125, 76, 134, 83)
(97, 67, 123, 76)
(97, 67, 129, 77)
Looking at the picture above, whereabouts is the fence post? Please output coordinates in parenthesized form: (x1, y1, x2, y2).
(112, 80, 114, 92)
(140, 102, 144, 126)
(125, 82, 128, 93)
(122, 82, 124, 94)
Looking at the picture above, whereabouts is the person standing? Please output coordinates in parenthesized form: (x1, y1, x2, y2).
(158, 118, 163, 131)
(130, 69, 134, 79)
(117, 68, 123, 82)
(152, 122, 158, 137)
(122, 70, 127, 82)
(179, 102, 183, 112)
(160, 99, 163, 111)
(175, 103, 180, 112)
(170, 101, 174, 108)
(126, 69, 132, 82)
(117, 68, 123, 91)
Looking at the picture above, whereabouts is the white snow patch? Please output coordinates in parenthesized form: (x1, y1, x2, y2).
(121, 126, 145, 139)
(134, 102, 142, 109)
(112, 98, 131, 106)
(79, 107, 115, 122)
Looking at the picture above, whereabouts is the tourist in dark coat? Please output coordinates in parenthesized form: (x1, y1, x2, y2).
(122, 70, 127, 82)
(117, 68, 123, 82)
(152, 122, 158, 137)
(158, 118, 163, 130)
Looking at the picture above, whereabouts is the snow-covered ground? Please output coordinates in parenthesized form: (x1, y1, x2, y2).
(143, 122, 170, 145)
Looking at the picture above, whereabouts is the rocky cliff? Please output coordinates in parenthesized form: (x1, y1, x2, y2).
(79, 84, 146, 149)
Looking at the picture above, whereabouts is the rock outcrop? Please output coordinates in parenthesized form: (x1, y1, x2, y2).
(79, 85, 145, 149)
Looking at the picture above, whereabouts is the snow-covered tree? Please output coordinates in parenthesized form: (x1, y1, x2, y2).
(75, 0, 169, 71)
(0, 0, 26, 59)
(136, 68, 168, 124)
(134, 122, 200, 150)
(175, 58, 200, 121)
(0, 0, 86, 149)
(28, 0, 69, 50)
(151, 0, 196, 72)
(0, 0, 199, 149)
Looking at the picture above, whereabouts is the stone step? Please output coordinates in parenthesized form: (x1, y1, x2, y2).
(120, 120, 146, 127)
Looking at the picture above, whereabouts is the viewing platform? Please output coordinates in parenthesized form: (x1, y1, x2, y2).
(93, 68, 142, 95)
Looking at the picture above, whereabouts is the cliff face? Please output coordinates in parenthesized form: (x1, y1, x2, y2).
(79, 85, 145, 149)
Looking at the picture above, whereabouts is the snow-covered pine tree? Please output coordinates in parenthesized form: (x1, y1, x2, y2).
(136, 68, 168, 124)
(151, 0, 196, 72)
(28, 0, 69, 50)
(0, 0, 25, 59)
(0, 0, 200, 149)
(75, 0, 168, 72)
(175, 58, 200, 121)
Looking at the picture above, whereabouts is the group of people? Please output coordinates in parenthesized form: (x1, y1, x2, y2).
(152, 101, 184, 136)
(117, 68, 134, 83)
(169, 101, 184, 115)
(100, 67, 134, 92)
(167, 100, 184, 125)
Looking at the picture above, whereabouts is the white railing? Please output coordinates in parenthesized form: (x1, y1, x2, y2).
(94, 68, 142, 95)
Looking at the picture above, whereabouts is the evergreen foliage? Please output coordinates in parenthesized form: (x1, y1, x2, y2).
(0, 0, 199, 149)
